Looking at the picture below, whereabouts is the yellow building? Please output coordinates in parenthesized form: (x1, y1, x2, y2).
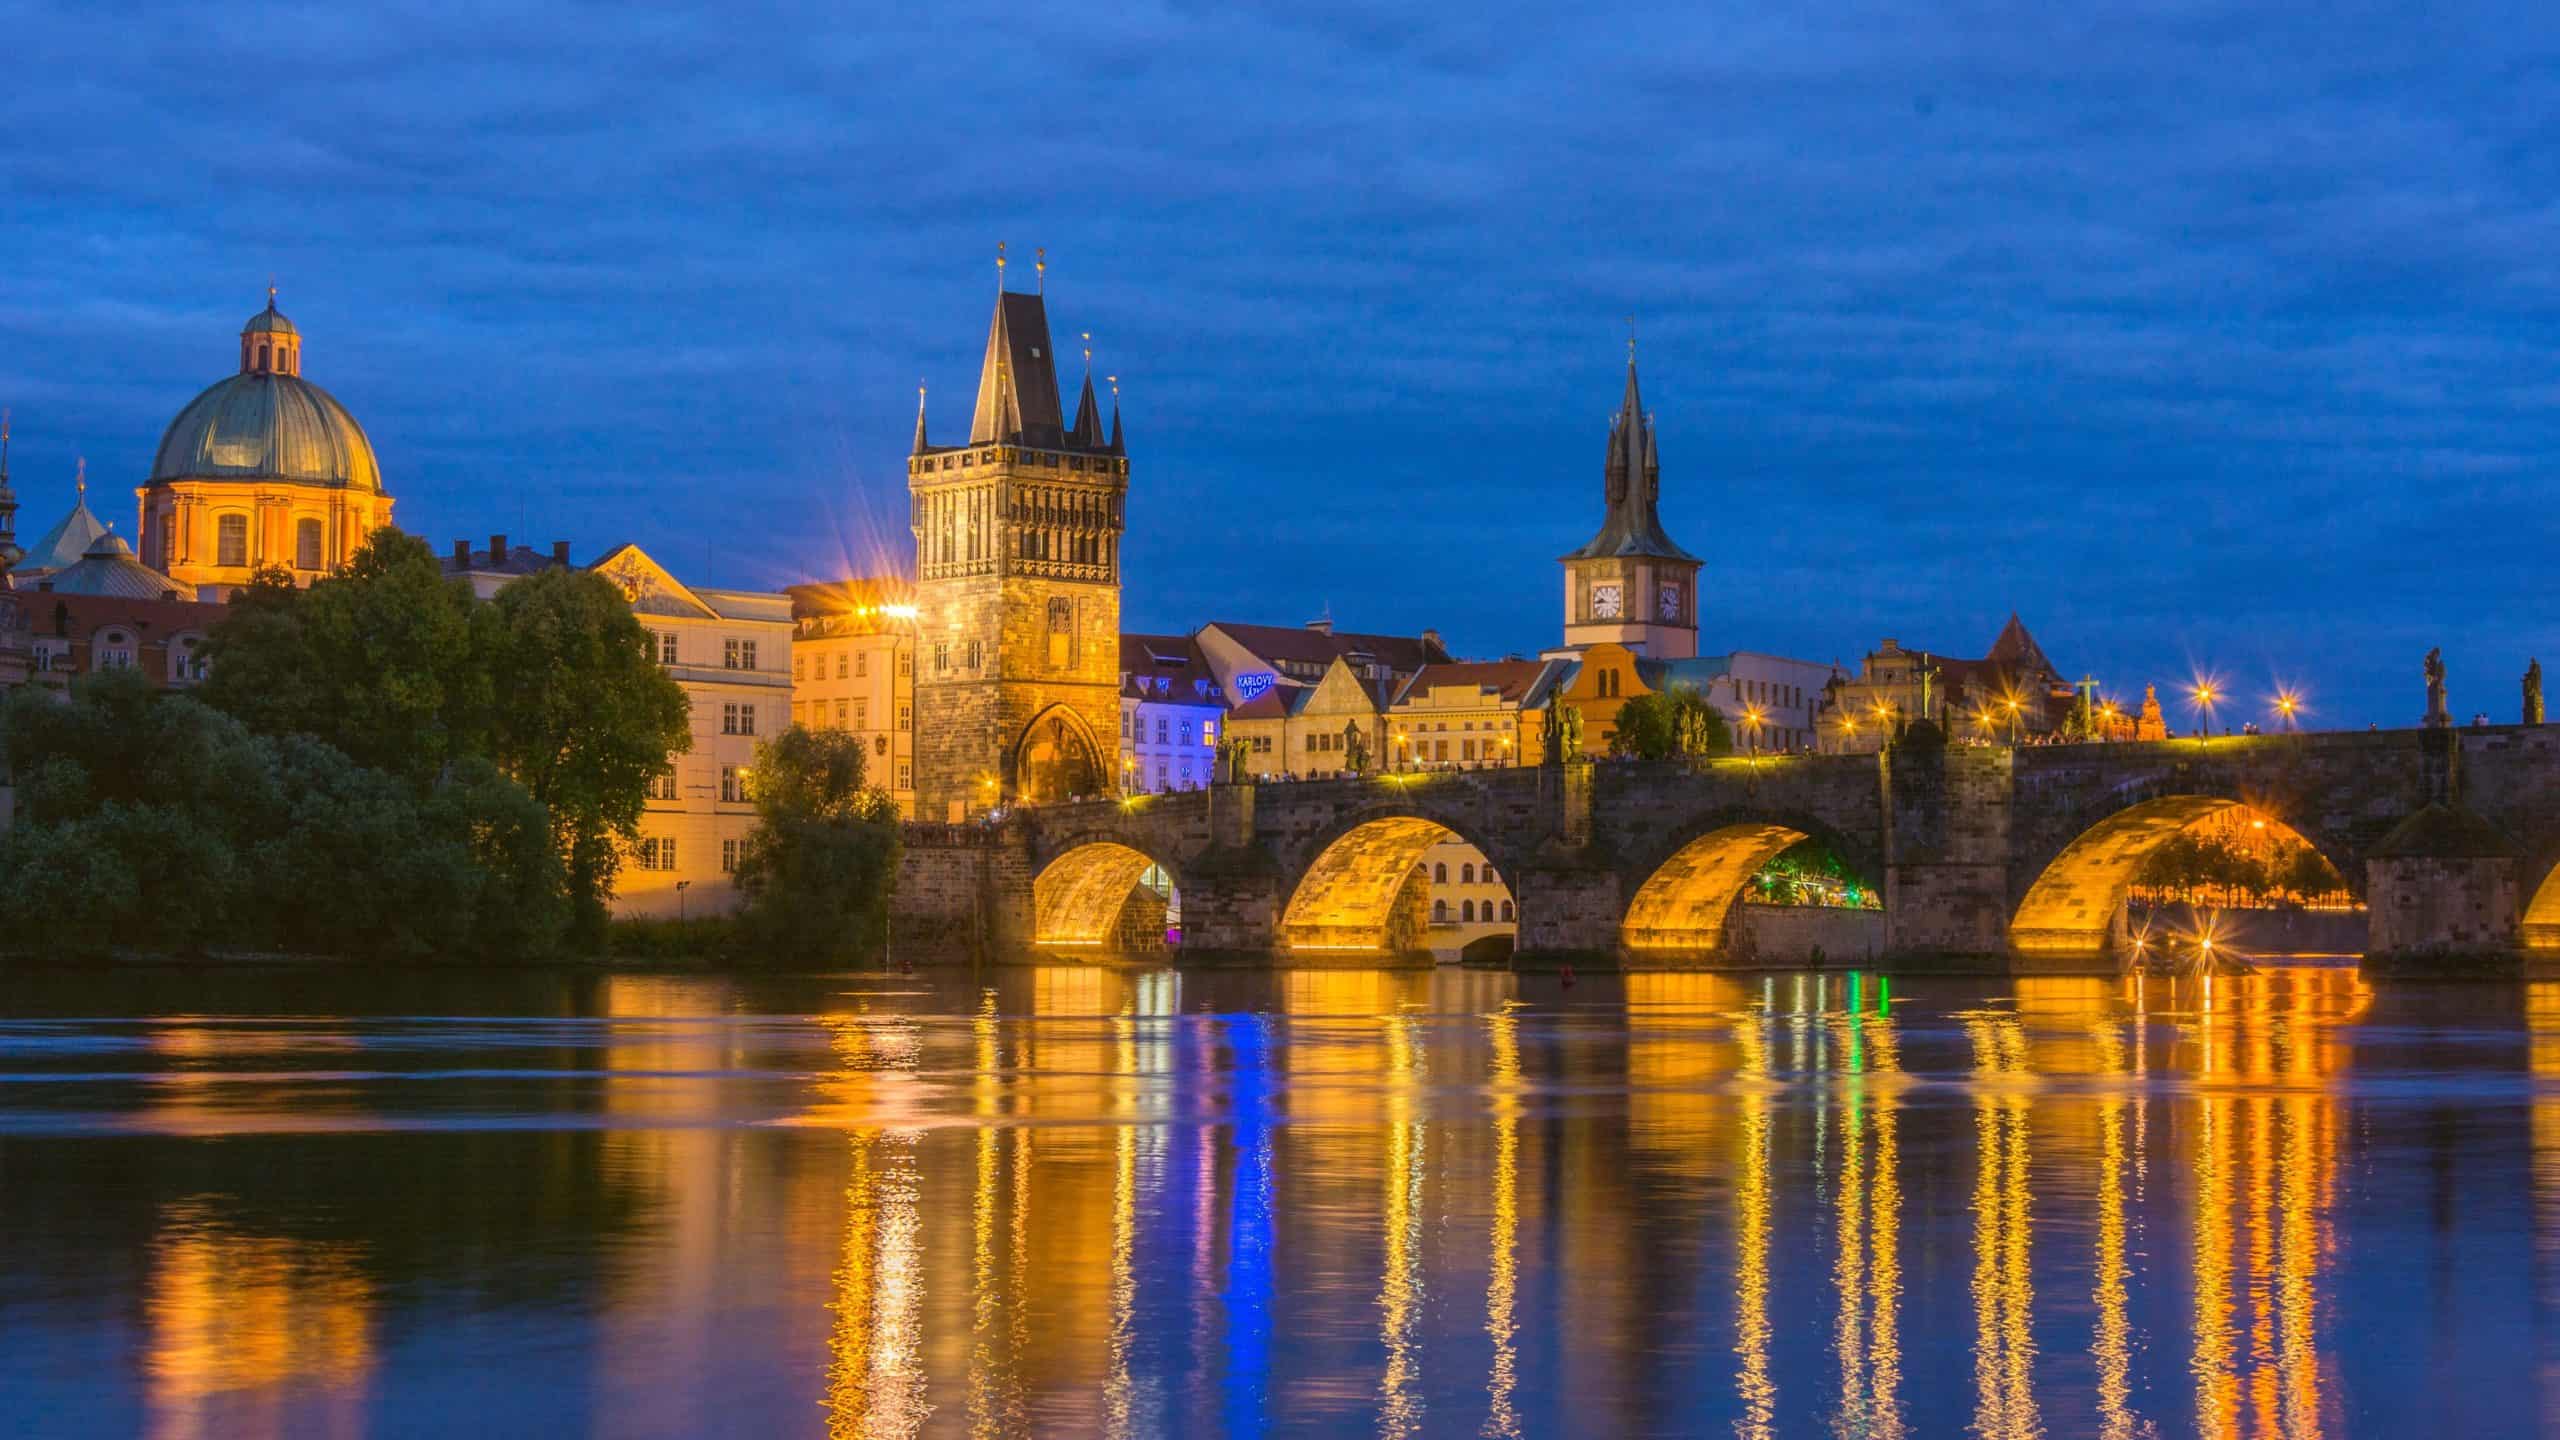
(137, 292, 395, 599)
(1385, 659, 1565, 771)
(786, 579, 918, 818)
(443, 538, 794, 919)
(1820, 617, 2085, 753)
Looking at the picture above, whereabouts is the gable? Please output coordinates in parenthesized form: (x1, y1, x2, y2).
(587, 544, 720, 620)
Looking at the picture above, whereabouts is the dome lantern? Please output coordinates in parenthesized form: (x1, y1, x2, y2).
(239, 284, 302, 378)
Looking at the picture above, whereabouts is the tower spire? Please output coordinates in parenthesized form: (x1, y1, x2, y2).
(1069, 333, 1103, 448)
(913, 382, 929, 454)
(1107, 375, 1123, 451)
(75, 456, 85, 502)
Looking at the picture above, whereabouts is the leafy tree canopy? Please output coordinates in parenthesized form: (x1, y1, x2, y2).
(1607, 683, 1733, 761)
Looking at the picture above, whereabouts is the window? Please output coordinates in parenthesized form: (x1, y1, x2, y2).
(895, 760, 911, 790)
(1483, 867, 1499, 887)
(722, 703, 757, 736)
(896, 704, 911, 730)
(637, 837, 677, 871)
(853, 652, 865, 678)
(1156, 717, 1169, 743)
(1433, 900, 1448, 922)
(720, 766, 742, 803)
(659, 631, 679, 665)
(724, 638, 757, 671)
(897, 653, 911, 679)
(795, 654, 806, 681)
(650, 766, 678, 801)
(1434, 740, 1449, 761)
(1462, 900, 1476, 922)
(217, 514, 249, 568)
(1433, 862, 1448, 883)
(1462, 739, 1477, 762)
(966, 639, 982, 669)
(1461, 863, 1475, 884)
(295, 518, 323, 571)
(97, 631, 136, 670)
(1501, 900, 1515, 922)
(852, 698, 868, 728)
(934, 642, 949, 673)
(835, 699, 849, 727)
(721, 839, 740, 874)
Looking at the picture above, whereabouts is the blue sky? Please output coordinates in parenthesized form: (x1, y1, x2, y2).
(5, 0, 2557, 725)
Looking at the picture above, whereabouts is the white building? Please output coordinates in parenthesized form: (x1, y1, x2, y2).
(443, 536, 794, 919)
(1119, 634, 1225, 792)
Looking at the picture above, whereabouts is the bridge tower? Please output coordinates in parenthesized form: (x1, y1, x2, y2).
(1560, 350, 1701, 658)
(908, 268, 1128, 820)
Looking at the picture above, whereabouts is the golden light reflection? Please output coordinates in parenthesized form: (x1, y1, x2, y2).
(2091, 1024, 2137, 1440)
(1734, 1013, 1776, 1440)
(1483, 1001, 1523, 1440)
(1377, 1010, 1426, 1438)
(1829, 1001, 1906, 1439)
(825, 1130, 930, 1440)
(1104, 1008, 1139, 1436)
(143, 1203, 372, 1440)
(1965, 1016, 2039, 1440)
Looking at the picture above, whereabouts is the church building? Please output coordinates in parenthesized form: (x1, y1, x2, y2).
(907, 268, 1128, 820)
(136, 291, 396, 599)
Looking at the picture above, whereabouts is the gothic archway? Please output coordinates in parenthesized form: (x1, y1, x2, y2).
(1010, 705, 1104, 805)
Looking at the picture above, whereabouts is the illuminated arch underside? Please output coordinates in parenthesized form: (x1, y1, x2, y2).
(2522, 867, 2560, 952)
(2009, 795, 2247, 957)
(1033, 842, 1162, 947)
(1621, 822, 1809, 956)
(1280, 817, 1456, 952)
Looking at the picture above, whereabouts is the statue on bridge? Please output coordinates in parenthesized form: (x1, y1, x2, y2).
(1215, 734, 1251, 785)
(2528, 659, 2544, 726)
(1343, 721, 1371, 775)
(1549, 699, 1584, 765)
(2425, 647, 2450, 729)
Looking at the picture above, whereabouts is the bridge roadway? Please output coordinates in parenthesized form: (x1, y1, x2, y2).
(891, 724, 2560, 974)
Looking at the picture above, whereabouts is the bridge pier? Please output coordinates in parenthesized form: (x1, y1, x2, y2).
(1881, 742, 2046, 971)
(1511, 855, 1623, 971)
(2363, 803, 2525, 977)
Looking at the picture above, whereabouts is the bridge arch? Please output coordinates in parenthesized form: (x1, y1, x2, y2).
(1620, 811, 1880, 960)
(2009, 793, 2356, 962)
(1278, 800, 1514, 956)
(1033, 839, 1182, 952)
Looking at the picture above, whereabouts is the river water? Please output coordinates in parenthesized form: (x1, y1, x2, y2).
(1, 961, 2553, 1438)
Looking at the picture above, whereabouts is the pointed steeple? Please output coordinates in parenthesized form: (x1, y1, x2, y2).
(0, 409, 20, 583)
(912, 384, 930, 454)
(1070, 331, 1103, 447)
(1562, 348, 1696, 564)
(1107, 375, 1123, 452)
(969, 291, 1068, 446)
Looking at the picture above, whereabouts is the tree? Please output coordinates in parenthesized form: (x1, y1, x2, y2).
(1607, 683, 1733, 761)
(0, 668, 567, 961)
(483, 566, 692, 943)
(199, 532, 489, 786)
(734, 726, 903, 966)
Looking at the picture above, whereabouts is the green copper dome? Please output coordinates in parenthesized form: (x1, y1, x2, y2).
(149, 298, 380, 491)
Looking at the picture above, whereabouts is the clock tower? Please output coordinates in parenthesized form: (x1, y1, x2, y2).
(1561, 354, 1699, 657)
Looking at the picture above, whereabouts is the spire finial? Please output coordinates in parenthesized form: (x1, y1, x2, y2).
(1081, 331, 1092, 376)
(268, 276, 279, 311)
(75, 457, 86, 500)
(996, 242, 1007, 292)
(1625, 314, 1637, 368)
(1036, 247, 1046, 294)
(1107, 373, 1119, 403)
(1, 409, 10, 480)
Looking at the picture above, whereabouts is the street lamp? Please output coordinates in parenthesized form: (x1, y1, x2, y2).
(2190, 679, 2220, 741)
(2273, 688, 2302, 734)
(1743, 704, 1765, 758)
(675, 878, 692, 921)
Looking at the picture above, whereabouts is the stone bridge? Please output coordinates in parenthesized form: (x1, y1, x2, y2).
(894, 724, 2560, 975)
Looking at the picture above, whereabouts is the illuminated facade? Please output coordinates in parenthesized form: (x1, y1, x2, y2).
(1561, 355, 1699, 658)
(1820, 618, 2079, 753)
(1385, 659, 1567, 771)
(1118, 633, 1223, 793)
(907, 283, 1127, 820)
(787, 580, 917, 818)
(136, 293, 396, 600)
(443, 539, 793, 918)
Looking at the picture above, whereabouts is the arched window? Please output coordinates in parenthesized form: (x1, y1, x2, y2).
(1461, 863, 1475, 884)
(256, 343, 269, 372)
(1461, 899, 1476, 922)
(1432, 900, 1447, 922)
(1482, 867, 1499, 888)
(1500, 900, 1515, 922)
(1433, 862, 1447, 883)
(295, 518, 323, 571)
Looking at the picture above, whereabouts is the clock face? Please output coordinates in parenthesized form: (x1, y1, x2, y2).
(1657, 582, 1683, 621)
(1590, 583, 1623, 620)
